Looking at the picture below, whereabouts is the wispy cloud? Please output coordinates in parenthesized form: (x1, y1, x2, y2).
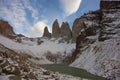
(0, 0, 39, 35)
(59, 0, 82, 16)
(22, 0, 39, 22)
(29, 20, 50, 37)
(0, 0, 28, 28)
(0, 0, 30, 35)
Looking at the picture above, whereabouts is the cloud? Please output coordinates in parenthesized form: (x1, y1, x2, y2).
(22, 0, 39, 22)
(0, 0, 50, 37)
(29, 20, 50, 37)
(0, 0, 32, 36)
(0, 0, 39, 36)
(60, 0, 82, 16)
(0, 0, 28, 28)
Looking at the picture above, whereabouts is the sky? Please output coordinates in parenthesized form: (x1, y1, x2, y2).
(0, 0, 100, 37)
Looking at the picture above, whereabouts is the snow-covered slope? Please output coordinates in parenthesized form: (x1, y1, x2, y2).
(0, 43, 82, 80)
(0, 35, 75, 64)
(71, 38, 120, 80)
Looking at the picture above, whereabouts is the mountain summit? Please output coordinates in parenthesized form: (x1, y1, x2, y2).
(43, 19, 72, 41)
(52, 19, 60, 38)
(43, 26, 51, 38)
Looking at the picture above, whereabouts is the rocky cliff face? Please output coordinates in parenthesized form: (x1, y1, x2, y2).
(71, 10, 101, 62)
(43, 26, 51, 38)
(72, 11, 100, 42)
(71, 0, 120, 80)
(52, 19, 60, 38)
(72, 17, 87, 42)
(72, 1, 120, 42)
(72, 0, 120, 58)
(99, 0, 120, 41)
(61, 22, 72, 39)
(0, 20, 15, 37)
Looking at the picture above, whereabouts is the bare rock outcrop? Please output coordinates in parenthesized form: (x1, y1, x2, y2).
(43, 26, 51, 38)
(72, 11, 100, 42)
(60, 22, 72, 39)
(0, 20, 15, 37)
(52, 19, 60, 38)
(72, 17, 87, 42)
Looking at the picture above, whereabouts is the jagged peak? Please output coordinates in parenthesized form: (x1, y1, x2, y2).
(61, 21, 72, 39)
(52, 19, 60, 29)
(61, 22, 71, 33)
(55, 19, 58, 22)
(43, 26, 51, 38)
(44, 26, 49, 32)
(53, 19, 59, 24)
(52, 19, 60, 38)
(62, 21, 68, 24)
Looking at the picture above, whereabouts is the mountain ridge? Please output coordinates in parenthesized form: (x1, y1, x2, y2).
(0, 0, 120, 80)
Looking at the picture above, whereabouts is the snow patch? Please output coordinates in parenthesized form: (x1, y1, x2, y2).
(0, 35, 75, 64)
